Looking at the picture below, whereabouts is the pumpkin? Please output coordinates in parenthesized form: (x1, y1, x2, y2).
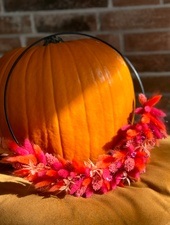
(0, 36, 135, 162)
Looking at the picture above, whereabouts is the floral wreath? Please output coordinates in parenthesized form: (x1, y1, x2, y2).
(0, 93, 167, 197)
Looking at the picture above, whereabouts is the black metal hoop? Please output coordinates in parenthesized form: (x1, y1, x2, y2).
(3, 31, 145, 145)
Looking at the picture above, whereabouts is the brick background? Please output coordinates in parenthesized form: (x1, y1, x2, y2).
(100, 8, 170, 31)
(4, 0, 107, 11)
(0, 15, 31, 34)
(34, 14, 97, 33)
(124, 32, 170, 52)
(0, 0, 169, 130)
(0, 37, 20, 52)
(164, 0, 170, 3)
(113, 0, 160, 6)
(128, 54, 170, 72)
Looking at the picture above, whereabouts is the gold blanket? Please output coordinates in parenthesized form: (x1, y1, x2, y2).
(0, 137, 170, 225)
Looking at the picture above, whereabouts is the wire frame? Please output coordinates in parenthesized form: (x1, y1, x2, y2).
(3, 32, 145, 145)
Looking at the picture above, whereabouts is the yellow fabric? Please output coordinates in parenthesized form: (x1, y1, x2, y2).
(0, 137, 170, 225)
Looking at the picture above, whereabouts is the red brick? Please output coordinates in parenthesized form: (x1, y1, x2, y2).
(34, 14, 97, 33)
(127, 54, 170, 72)
(0, 38, 21, 55)
(124, 32, 170, 52)
(133, 75, 170, 93)
(0, 1, 2, 11)
(96, 33, 121, 51)
(159, 96, 170, 119)
(101, 8, 170, 31)
(26, 36, 46, 46)
(4, 0, 107, 11)
(0, 16, 31, 34)
(113, 0, 159, 6)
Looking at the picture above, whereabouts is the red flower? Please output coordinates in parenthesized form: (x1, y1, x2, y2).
(135, 94, 167, 137)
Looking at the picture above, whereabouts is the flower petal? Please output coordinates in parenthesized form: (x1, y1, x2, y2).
(145, 95, 162, 107)
(35, 180, 52, 189)
(33, 144, 46, 164)
(138, 93, 147, 105)
(58, 169, 69, 178)
(4, 154, 37, 165)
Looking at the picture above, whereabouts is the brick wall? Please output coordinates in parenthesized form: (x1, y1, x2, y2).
(0, 0, 169, 130)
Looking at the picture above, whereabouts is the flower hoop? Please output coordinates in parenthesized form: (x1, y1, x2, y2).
(1, 93, 167, 197)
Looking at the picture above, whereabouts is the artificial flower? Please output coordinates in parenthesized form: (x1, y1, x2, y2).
(0, 94, 167, 197)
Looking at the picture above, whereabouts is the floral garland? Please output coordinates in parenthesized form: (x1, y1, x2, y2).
(0, 94, 167, 197)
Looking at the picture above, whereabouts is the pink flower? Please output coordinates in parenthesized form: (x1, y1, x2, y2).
(58, 169, 69, 178)
(45, 153, 63, 170)
(70, 179, 83, 195)
(124, 157, 135, 172)
(92, 174, 103, 191)
(103, 168, 112, 181)
(8, 139, 34, 155)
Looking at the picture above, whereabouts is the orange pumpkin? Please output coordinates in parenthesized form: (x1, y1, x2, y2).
(0, 37, 135, 162)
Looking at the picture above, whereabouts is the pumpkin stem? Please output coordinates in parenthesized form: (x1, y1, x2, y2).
(43, 35, 64, 46)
